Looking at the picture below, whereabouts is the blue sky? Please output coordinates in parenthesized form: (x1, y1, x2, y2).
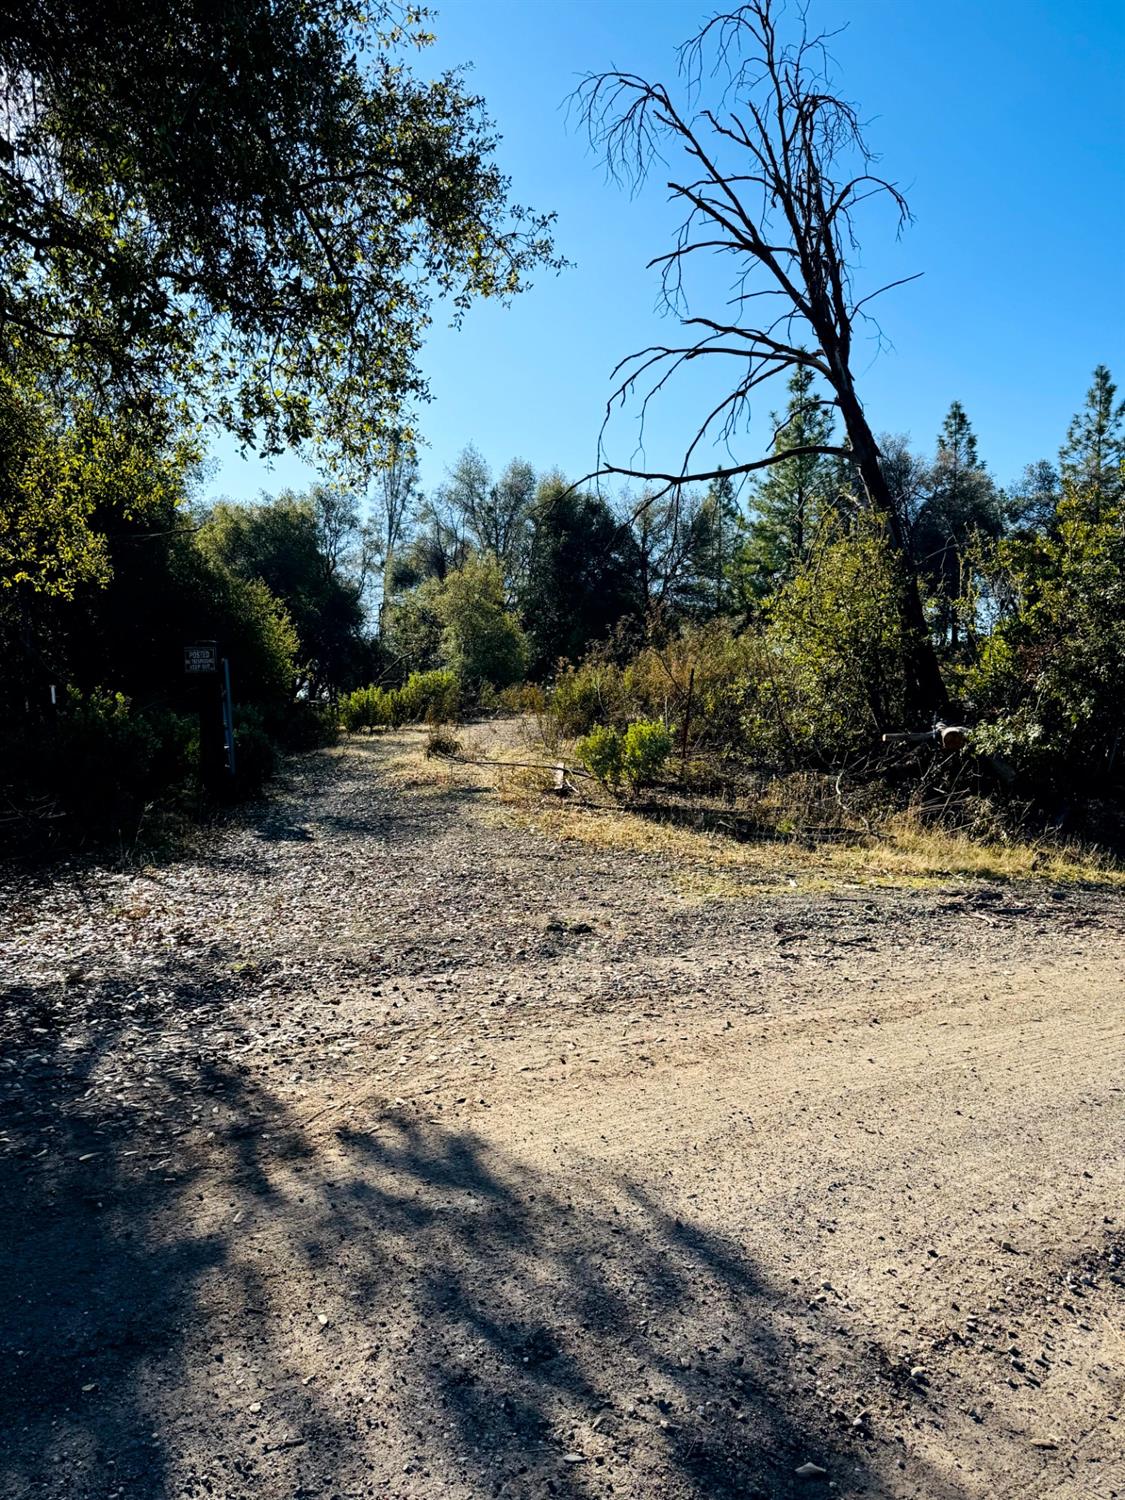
(206, 0, 1125, 505)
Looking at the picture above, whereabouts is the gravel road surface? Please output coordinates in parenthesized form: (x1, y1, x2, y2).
(2, 734, 1123, 1499)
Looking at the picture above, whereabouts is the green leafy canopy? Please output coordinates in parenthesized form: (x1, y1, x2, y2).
(0, 1, 562, 471)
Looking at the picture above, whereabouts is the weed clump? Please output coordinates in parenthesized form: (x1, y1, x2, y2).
(576, 719, 672, 792)
(425, 726, 462, 758)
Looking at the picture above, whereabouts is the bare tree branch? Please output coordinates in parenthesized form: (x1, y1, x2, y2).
(576, 445, 849, 490)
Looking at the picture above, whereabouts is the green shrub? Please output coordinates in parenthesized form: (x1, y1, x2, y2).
(576, 718, 672, 791)
(385, 686, 409, 727)
(73, 691, 191, 829)
(398, 669, 460, 724)
(341, 670, 460, 732)
(282, 699, 338, 750)
(622, 719, 673, 789)
(231, 705, 279, 794)
(339, 687, 363, 733)
(340, 683, 395, 733)
(339, 689, 361, 733)
(550, 660, 626, 737)
(575, 723, 624, 788)
(0, 689, 195, 838)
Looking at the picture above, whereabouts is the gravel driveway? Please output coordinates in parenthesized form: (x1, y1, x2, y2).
(2, 733, 1123, 1500)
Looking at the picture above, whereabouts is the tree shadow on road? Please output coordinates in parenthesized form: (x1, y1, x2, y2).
(0, 956, 969, 1500)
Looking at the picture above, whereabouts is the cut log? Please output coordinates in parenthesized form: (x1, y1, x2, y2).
(937, 722, 969, 751)
(882, 722, 970, 751)
(548, 763, 571, 796)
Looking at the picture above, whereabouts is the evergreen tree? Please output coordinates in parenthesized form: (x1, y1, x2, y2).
(912, 401, 1001, 650)
(693, 476, 743, 615)
(935, 400, 979, 487)
(520, 477, 643, 676)
(736, 365, 835, 600)
(1058, 365, 1125, 516)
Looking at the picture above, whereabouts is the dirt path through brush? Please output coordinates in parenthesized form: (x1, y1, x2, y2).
(2, 733, 1123, 1500)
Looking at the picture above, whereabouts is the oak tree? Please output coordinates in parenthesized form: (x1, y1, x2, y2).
(0, 0, 560, 468)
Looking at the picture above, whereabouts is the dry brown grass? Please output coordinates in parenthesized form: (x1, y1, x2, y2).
(370, 723, 1125, 893)
(491, 796, 1123, 891)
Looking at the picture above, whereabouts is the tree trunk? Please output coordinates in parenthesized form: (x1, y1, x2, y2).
(834, 379, 949, 719)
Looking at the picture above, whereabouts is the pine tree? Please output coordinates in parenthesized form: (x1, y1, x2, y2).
(913, 401, 1000, 650)
(693, 475, 743, 614)
(737, 365, 835, 600)
(936, 400, 979, 481)
(1059, 365, 1125, 515)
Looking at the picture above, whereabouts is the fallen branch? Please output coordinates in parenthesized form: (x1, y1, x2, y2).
(447, 754, 597, 781)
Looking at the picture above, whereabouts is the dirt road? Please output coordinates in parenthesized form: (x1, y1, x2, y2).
(2, 734, 1123, 1499)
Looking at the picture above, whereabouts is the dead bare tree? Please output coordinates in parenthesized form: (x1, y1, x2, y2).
(576, 0, 947, 716)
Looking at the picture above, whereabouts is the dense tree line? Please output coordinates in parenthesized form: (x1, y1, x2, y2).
(366, 360, 1124, 817)
(374, 361, 1120, 661)
(3, 347, 1120, 840)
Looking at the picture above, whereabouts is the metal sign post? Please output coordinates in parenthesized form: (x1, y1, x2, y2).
(184, 641, 232, 793)
(220, 657, 237, 778)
